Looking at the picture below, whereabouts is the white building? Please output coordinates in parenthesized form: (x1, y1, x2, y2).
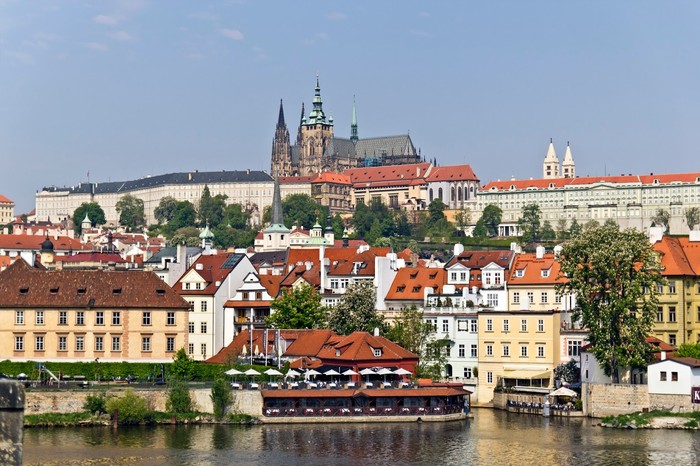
(648, 357, 700, 396)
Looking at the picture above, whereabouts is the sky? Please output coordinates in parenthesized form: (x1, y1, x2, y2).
(1, 1, 700, 213)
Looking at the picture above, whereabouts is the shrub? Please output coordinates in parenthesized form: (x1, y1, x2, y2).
(105, 389, 152, 425)
(83, 393, 107, 415)
(210, 378, 231, 419)
(166, 379, 194, 414)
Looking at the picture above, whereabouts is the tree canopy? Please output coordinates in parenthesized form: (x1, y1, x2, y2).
(518, 203, 542, 243)
(556, 225, 664, 382)
(266, 284, 327, 330)
(73, 202, 106, 234)
(154, 196, 178, 224)
(328, 281, 385, 335)
(116, 194, 145, 232)
(685, 207, 700, 230)
(198, 185, 227, 227)
(480, 204, 502, 237)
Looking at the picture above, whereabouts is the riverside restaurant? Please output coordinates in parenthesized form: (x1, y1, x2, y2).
(260, 387, 470, 419)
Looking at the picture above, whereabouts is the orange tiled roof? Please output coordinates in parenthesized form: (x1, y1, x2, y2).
(175, 252, 240, 295)
(327, 247, 391, 277)
(0, 194, 14, 204)
(385, 267, 445, 301)
(508, 252, 565, 286)
(482, 172, 700, 191)
(425, 164, 479, 182)
(345, 163, 431, 186)
(259, 274, 283, 298)
(311, 172, 351, 185)
(317, 332, 418, 362)
(278, 175, 316, 184)
(0, 235, 87, 252)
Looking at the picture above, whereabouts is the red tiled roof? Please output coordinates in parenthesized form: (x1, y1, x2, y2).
(175, 253, 238, 295)
(0, 259, 188, 309)
(385, 267, 445, 301)
(508, 253, 565, 286)
(316, 332, 418, 362)
(425, 164, 479, 182)
(345, 163, 431, 186)
(665, 357, 700, 368)
(311, 172, 351, 185)
(0, 235, 87, 251)
(327, 248, 391, 277)
(279, 175, 316, 184)
(0, 194, 14, 204)
(482, 172, 700, 191)
(57, 252, 126, 264)
(259, 274, 283, 298)
(261, 387, 470, 398)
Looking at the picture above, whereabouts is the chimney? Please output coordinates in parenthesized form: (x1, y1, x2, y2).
(305, 261, 312, 271)
(660, 350, 667, 361)
(454, 243, 464, 256)
(535, 245, 545, 259)
(373, 327, 380, 337)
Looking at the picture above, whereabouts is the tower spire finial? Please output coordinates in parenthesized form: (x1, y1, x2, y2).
(350, 95, 358, 144)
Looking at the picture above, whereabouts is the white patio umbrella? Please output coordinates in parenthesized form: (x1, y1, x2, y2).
(264, 368, 284, 377)
(285, 369, 301, 378)
(244, 368, 261, 376)
(324, 369, 341, 376)
(377, 368, 394, 383)
(550, 387, 577, 398)
(225, 368, 243, 376)
(342, 369, 358, 376)
(241, 344, 247, 356)
(359, 368, 376, 384)
(393, 368, 412, 376)
(305, 369, 321, 377)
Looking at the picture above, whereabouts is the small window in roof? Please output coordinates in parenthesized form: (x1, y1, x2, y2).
(50, 287, 59, 294)
(156, 289, 165, 296)
(19, 287, 29, 294)
(113, 288, 122, 295)
(77, 288, 86, 294)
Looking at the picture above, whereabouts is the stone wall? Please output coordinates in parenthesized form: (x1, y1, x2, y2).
(25, 387, 263, 417)
(649, 393, 700, 414)
(492, 392, 544, 410)
(582, 383, 649, 418)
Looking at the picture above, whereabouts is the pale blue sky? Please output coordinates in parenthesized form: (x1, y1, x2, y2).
(1, 1, 699, 212)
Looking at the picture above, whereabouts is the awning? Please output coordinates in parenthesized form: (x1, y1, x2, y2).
(503, 370, 550, 380)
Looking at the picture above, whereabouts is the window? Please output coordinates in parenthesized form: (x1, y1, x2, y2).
(374, 348, 382, 357)
(671, 371, 678, 382)
(487, 293, 498, 307)
(188, 322, 195, 333)
(330, 279, 339, 289)
(502, 345, 510, 357)
(656, 284, 664, 294)
(471, 344, 478, 358)
(521, 319, 528, 332)
(528, 292, 534, 304)
(188, 343, 194, 355)
(76, 336, 84, 352)
(660, 371, 667, 381)
(112, 312, 121, 325)
(15, 311, 24, 325)
(35, 336, 45, 351)
(669, 334, 677, 346)
(167, 312, 175, 326)
(459, 272, 467, 282)
(464, 367, 473, 379)
(503, 319, 509, 332)
(201, 343, 207, 359)
(94, 311, 104, 326)
(185, 282, 191, 290)
(76, 311, 85, 326)
(166, 336, 175, 352)
(457, 320, 468, 332)
(516, 269, 525, 278)
(95, 336, 104, 352)
(541, 292, 548, 304)
(486, 319, 493, 332)
(568, 340, 582, 357)
(201, 301, 208, 312)
(112, 336, 121, 351)
(195, 282, 202, 290)
(470, 320, 478, 332)
(487, 372, 493, 384)
(142, 312, 151, 326)
(668, 281, 676, 293)
(669, 306, 676, 322)
(513, 292, 520, 304)
(541, 269, 550, 278)
(520, 345, 528, 357)
(555, 294, 562, 304)
(36, 311, 44, 325)
(59, 311, 67, 325)
(142, 336, 151, 352)
(201, 322, 207, 334)
(657, 307, 664, 322)
(537, 346, 545, 358)
(537, 319, 544, 332)
(14, 336, 24, 351)
(450, 272, 457, 282)
(486, 344, 493, 357)
(458, 344, 465, 358)
(442, 320, 449, 332)
(188, 301, 194, 311)
(58, 336, 67, 351)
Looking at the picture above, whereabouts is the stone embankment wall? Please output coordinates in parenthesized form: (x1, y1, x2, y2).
(582, 383, 649, 418)
(492, 392, 544, 410)
(25, 387, 264, 417)
(649, 393, 700, 414)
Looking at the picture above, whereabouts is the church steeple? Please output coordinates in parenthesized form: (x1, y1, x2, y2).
(306, 74, 330, 125)
(543, 138, 560, 179)
(277, 99, 285, 127)
(562, 141, 576, 178)
(271, 99, 292, 178)
(350, 96, 358, 144)
(270, 177, 284, 227)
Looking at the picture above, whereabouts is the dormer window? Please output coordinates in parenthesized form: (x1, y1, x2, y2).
(541, 269, 550, 278)
(429, 272, 437, 279)
(373, 348, 382, 357)
(336, 349, 341, 357)
(156, 289, 165, 296)
(19, 287, 29, 294)
(50, 287, 59, 294)
(77, 288, 86, 295)
(516, 270, 524, 278)
(412, 285, 421, 292)
(410, 272, 418, 279)
(112, 288, 122, 295)
(396, 285, 406, 292)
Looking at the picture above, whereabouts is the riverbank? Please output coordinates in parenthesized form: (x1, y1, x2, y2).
(23, 411, 258, 427)
(601, 410, 700, 430)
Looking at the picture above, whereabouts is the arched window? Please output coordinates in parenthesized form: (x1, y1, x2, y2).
(429, 188, 434, 201)
(464, 186, 469, 200)
(458, 187, 463, 201)
(438, 188, 443, 200)
(451, 187, 455, 201)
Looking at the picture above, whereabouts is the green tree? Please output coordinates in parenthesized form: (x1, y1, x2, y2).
(167, 201, 197, 233)
(556, 225, 664, 383)
(480, 204, 502, 237)
(328, 281, 385, 335)
(169, 348, 196, 380)
(267, 284, 327, 329)
(154, 196, 178, 224)
(583, 219, 600, 231)
(568, 218, 582, 238)
(518, 203, 542, 243)
(166, 379, 194, 413)
(106, 389, 152, 425)
(422, 338, 450, 381)
(472, 218, 488, 238)
(210, 378, 231, 419)
(603, 218, 619, 229)
(426, 199, 447, 228)
(385, 306, 433, 357)
(556, 219, 570, 240)
(198, 185, 227, 227)
(676, 343, 700, 359)
(684, 207, 700, 230)
(116, 194, 146, 232)
(170, 226, 201, 247)
(73, 202, 106, 234)
(454, 206, 472, 232)
(541, 220, 556, 240)
(554, 360, 580, 384)
(652, 208, 670, 228)
(222, 203, 251, 229)
(332, 213, 345, 238)
(83, 393, 107, 415)
(282, 194, 328, 229)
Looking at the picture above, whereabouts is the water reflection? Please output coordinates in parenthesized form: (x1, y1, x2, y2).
(23, 410, 700, 465)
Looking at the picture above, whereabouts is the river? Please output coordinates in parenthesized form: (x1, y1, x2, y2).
(22, 409, 700, 465)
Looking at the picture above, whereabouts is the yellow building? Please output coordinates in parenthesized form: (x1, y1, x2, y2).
(477, 309, 561, 404)
(0, 258, 190, 362)
(651, 233, 700, 346)
(0, 194, 14, 225)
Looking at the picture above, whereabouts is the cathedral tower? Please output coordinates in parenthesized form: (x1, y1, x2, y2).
(562, 141, 576, 178)
(299, 75, 334, 175)
(270, 100, 292, 178)
(543, 138, 560, 179)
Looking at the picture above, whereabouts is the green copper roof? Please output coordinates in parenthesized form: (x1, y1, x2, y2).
(199, 225, 214, 239)
(305, 74, 331, 126)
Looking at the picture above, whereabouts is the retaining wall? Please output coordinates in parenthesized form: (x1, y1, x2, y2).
(582, 383, 649, 418)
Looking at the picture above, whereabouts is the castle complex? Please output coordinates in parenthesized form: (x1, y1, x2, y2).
(271, 76, 422, 177)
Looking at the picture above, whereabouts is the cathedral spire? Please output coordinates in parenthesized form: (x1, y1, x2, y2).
(350, 95, 358, 144)
(306, 73, 327, 124)
(543, 138, 560, 179)
(271, 177, 284, 227)
(277, 99, 285, 127)
(562, 141, 576, 178)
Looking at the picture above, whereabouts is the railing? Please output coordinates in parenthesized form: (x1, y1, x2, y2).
(263, 405, 462, 417)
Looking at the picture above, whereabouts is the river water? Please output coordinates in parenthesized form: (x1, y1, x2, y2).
(22, 409, 700, 465)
